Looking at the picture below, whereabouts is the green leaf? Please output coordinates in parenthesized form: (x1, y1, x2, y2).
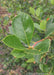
(27, 58, 35, 63)
(11, 49, 25, 58)
(11, 49, 33, 59)
(40, 20, 47, 31)
(36, 8, 40, 16)
(12, 12, 34, 45)
(10, 39, 50, 59)
(34, 55, 42, 63)
(39, 64, 50, 72)
(2, 35, 25, 49)
(39, 64, 43, 72)
(34, 39, 51, 54)
(24, 39, 50, 55)
(45, 23, 54, 37)
(29, 7, 35, 16)
(43, 64, 50, 72)
(34, 23, 42, 30)
(32, 32, 41, 42)
(25, 54, 33, 59)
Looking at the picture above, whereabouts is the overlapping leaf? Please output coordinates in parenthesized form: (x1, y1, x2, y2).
(36, 8, 40, 16)
(40, 20, 47, 31)
(45, 23, 54, 37)
(29, 7, 35, 16)
(11, 49, 25, 58)
(2, 12, 51, 62)
(2, 35, 25, 49)
(12, 12, 34, 45)
(34, 23, 42, 30)
(34, 39, 51, 54)
(11, 39, 51, 59)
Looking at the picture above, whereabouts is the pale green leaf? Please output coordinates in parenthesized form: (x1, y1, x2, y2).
(40, 20, 47, 31)
(27, 58, 35, 63)
(36, 8, 40, 16)
(29, 7, 35, 16)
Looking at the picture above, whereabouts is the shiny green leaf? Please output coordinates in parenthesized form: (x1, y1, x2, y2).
(25, 39, 51, 55)
(34, 39, 51, 54)
(10, 39, 51, 60)
(2, 35, 25, 49)
(12, 12, 34, 45)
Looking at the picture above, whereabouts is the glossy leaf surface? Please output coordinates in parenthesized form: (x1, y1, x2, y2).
(34, 39, 51, 54)
(2, 35, 25, 49)
(11, 39, 51, 60)
(12, 12, 34, 45)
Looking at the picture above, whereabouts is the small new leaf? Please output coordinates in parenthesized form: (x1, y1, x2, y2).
(36, 8, 40, 16)
(40, 20, 47, 31)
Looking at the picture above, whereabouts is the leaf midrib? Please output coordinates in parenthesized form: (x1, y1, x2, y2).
(22, 18, 29, 46)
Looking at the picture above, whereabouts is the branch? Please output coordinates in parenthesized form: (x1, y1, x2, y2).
(32, 39, 44, 47)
